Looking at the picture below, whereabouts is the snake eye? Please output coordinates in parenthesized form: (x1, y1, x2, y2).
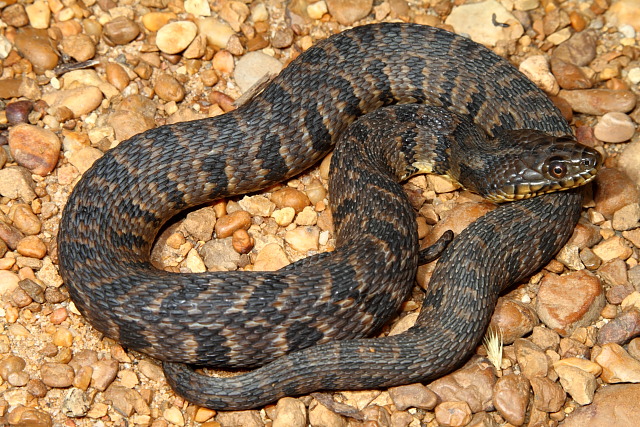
(548, 160, 567, 179)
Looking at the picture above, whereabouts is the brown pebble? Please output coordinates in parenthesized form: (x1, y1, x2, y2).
(6, 407, 52, 427)
(597, 308, 640, 345)
(559, 89, 637, 115)
(0, 222, 25, 250)
(91, 359, 119, 391)
(19, 278, 44, 303)
(490, 298, 539, 344)
(12, 286, 33, 307)
(232, 229, 254, 254)
(8, 123, 61, 176)
(212, 50, 235, 74)
(2, 4, 29, 27)
(11, 204, 42, 235)
(16, 235, 47, 259)
(0, 355, 26, 380)
(434, 400, 472, 427)
(215, 210, 251, 238)
(530, 377, 566, 412)
(594, 168, 640, 219)
(105, 62, 131, 91)
(49, 307, 68, 324)
(26, 378, 48, 398)
(271, 187, 311, 213)
(201, 69, 219, 86)
(6, 100, 34, 124)
(388, 383, 438, 410)
(154, 74, 185, 102)
(272, 28, 294, 48)
(209, 91, 236, 112)
(41, 362, 74, 387)
(60, 33, 96, 62)
(493, 374, 530, 426)
(103, 16, 140, 45)
(550, 58, 592, 90)
(14, 28, 60, 72)
(44, 287, 66, 304)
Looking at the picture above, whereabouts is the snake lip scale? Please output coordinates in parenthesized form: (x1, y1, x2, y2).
(58, 23, 601, 409)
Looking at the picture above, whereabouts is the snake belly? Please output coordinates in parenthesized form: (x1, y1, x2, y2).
(59, 23, 588, 399)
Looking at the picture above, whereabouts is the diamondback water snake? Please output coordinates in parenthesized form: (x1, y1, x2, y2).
(58, 23, 600, 409)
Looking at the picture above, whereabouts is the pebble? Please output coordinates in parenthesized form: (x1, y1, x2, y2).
(388, 383, 438, 410)
(594, 112, 636, 143)
(536, 270, 604, 336)
(201, 237, 241, 271)
(137, 359, 164, 382)
(216, 410, 264, 427)
(595, 343, 640, 383)
(552, 31, 597, 67)
(434, 400, 472, 427)
(284, 226, 320, 252)
(185, 0, 211, 17)
(599, 258, 628, 287)
(234, 52, 283, 93)
(272, 207, 296, 227)
(60, 34, 96, 62)
(559, 89, 637, 115)
(6, 100, 34, 124)
(8, 123, 60, 176)
(90, 359, 119, 391)
(594, 168, 640, 219)
(16, 235, 46, 259)
(2, 4, 29, 27)
(196, 18, 235, 49)
(563, 383, 640, 426)
(326, 0, 372, 25)
(42, 86, 104, 118)
(6, 406, 52, 427)
(232, 229, 254, 254)
(619, 142, 640, 187)
(428, 357, 495, 413)
(530, 376, 566, 412)
(156, 21, 198, 54)
(271, 187, 311, 213)
(253, 243, 290, 271)
(182, 207, 216, 241)
(239, 195, 276, 217)
(25, 0, 50, 29)
(67, 146, 104, 175)
(554, 364, 597, 405)
(490, 298, 538, 344)
(549, 58, 592, 90)
(445, 0, 523, 47)
(154, 74, 185, 102)
(0, 355, 26, 380)
(514, 338, 548, 379)
(141, 12, 177, 32)
(592, 236, 633, 262)
(606, 0, 640, 31)
(103, 16, 140, 45)
(11, 204, 41, 235)
(272, 397, 307, 427)
(41, 362, 74, 387)
(0, 166, 36, 202)
(216, 210, 252, 238)
(14, 29, 59, 72)
(492, 374, 530, 425)
(612, 203, 640, 231)
(519, 55, 559, 95)
(0, 270, 21, 296)
(163, 407, 185, 426)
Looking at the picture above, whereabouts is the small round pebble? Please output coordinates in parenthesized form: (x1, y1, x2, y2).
(154, 74, 185, 102)
(8, 123, 61, 176)
(594, 112, 636, 143)
(103, 16, 140, 45)
(156, 21, 198, 54)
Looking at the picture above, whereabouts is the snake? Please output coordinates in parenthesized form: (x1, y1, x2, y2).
(57, 23, 601, 408)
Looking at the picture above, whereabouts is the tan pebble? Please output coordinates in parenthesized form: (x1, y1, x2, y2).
(41, 362, 74, 387)
(25, 1, 50, 29)
(107, 109, 155, 141)
(66, 146, 103, 175)
(91, 359, 119, 391)
(197, 18, 235, 49)
(558, 89, 636, 115)
(592, 236, 633, 262)
(219, 1, 250, 32)
(52, 327, 73, 347)
(41, 86, 103, 117)
(530, 376, 566, 412)
(185, 0, 211, 17)
(0, 355, 26, 380)
(594, 112, 636, 143)
(11, 287, 33, 308)
(251, 2, 269, 21)
(514, 338, 549, 379)
(163, 407, 185, 426)
(0, 270, 20, 296)
(119, 369, 139, 388)
(195, 406, 216, 422)
(493, 374, 530, 425)
(184, 248, 207, 273)
(26, 378, 48, 397)
(86, 402, 109, 419)
(201, 69, 219, 87)
(239, 194, 276, 216)
(141, 12, 177, 31)
(60, 33, 95, 62)
(232, 229, 254, 254)
(536, 270, 604, 336)
(0, 78, 23, 98)
(7, 371, 30, 387)
(285, 226, 320, 252)
(554, 364, 597, 405)
(305, 179, 326, 204)
(73, 365, 93, 390)
(8, 123, 60, 176)
(434, 400, 472, 427)
(271, 187, 310, 213)
(388, 383, 438, 410)
(308, 1, 329, 19)
(295, 206, 317, 226)
(234, 51, 283, 93)
(6, 407, 52, 426)
(184, 34, 208, 59)
(216, 210, 251, 238)
(595, 343, 640, 383)
(105, 63, 131, 91)
(212, 50, 235, 74)
(16, 236, 47, 258)
(10, 204, 41, 235)
(427, 174, 460, 193)
(137, 360, 164, 382)
(569, 11, 587, 31)
(326, 0, 372, 25)
(612, 203, 640, 231)
(156, 21, 198, 54)
(103, 16, 140, 45)
(594, 168, 640, 219)
(272, 207, 296, 227)
(273, 397, 306, 427)
(554, 357, 602, 376)
(490, 298, 538, 344)
(154, 74, 185, 102)
(253, 243, 290, 271)
(550, 58, 592, 90)
(49, 307, 68, 325)
(2, 4, 30, 27)
(519, 55, 559, 95)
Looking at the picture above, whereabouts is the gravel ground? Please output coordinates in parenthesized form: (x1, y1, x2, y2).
(1, 0, 640, 426)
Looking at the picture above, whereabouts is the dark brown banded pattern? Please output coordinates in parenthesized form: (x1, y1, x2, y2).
(59, 23, 595, 407)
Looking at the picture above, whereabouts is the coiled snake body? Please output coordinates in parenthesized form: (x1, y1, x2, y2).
(58, 23, 600, 409)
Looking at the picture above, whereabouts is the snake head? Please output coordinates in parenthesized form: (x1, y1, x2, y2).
(472, 130, 602, 203)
